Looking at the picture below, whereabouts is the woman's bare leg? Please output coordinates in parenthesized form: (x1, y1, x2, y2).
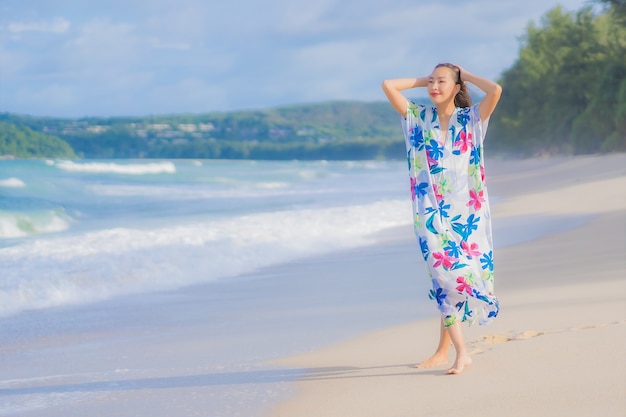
(414, 319, 450, 368)
(445, 322, 472, 374)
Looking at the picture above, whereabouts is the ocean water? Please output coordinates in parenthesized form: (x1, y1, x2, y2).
(0, 159, 412, 319)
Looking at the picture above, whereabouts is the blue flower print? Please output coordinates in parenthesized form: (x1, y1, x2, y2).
(452, 214, 480, 241)
(426, 139, 443, 161)
(429, 281, 447, 307)
(480, 251, 494, 271)
(465, 214, 480, 237)
(444, 240, 462, 258)
(419, 236, 430, 261)
(410, 126, 425, 150)
(415, 182, 428, 197)
(470, 144, 481, 166)
(456, 108, 471, 127)
(438, 200, 451, 219)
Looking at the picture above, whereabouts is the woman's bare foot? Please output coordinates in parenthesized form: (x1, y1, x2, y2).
(445, 353, 472, 375)
(414, 352, 448, 368)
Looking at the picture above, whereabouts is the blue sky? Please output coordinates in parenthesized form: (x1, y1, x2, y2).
(0, 0, 591, 117)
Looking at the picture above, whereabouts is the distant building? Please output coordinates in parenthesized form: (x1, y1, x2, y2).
(198, 123, 215, 131)
(178, 124, 197, 132)
(147, 124, 171, 130)
(86, 126, 108, 134)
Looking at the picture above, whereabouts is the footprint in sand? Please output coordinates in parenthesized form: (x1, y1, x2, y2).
(480, 321, 624, 347)
(481, 330, 543, 345)
(481, 334, 512, 344)
(513, 330, 543, 340)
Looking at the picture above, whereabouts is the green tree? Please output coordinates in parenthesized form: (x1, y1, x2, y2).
(64, 126, 150, 158)
(596, 0, 626, 22)
(491, 4, 625, 155)
(491, 7, 603, 154)
(0, 122, 75, 158)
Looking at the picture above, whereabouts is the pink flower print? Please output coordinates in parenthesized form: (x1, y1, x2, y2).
(426, 154, 438, 169)
(461, 241, 481, 258)
(433, 184, 444, 203)
(467, 189, 485, 210)
(410, 177, 417, 200)
(456, 276, 473, 295)
(457, 130, 472, 153)
(480, 165, 486, 182)
(432, 251, 457, 270)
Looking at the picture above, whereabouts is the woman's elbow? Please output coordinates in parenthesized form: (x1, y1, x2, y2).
(492, 83, 503, 98)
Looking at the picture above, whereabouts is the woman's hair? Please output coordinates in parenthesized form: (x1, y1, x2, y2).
(435, 63, 472, 108)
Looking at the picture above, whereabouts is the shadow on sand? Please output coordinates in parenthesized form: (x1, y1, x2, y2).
(0, 364, 441, 396)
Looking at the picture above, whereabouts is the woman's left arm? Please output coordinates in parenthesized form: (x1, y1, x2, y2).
(458, 67, 502, 120)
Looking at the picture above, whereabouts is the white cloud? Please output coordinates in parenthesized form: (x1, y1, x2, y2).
(7, 17, 70, 33)
(147, 38, 192, 51)
(67, 18, 135, 50)
(0, 0, 592, 117)
(13, 83, 78, 110)
(274, 0, 338, 36)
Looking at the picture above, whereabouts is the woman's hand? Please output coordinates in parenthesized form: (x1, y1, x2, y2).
(456, 66, 502, 120)
(455, 65, 467, 82)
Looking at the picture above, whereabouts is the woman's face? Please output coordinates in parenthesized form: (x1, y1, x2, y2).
(427, 67, 460, 105)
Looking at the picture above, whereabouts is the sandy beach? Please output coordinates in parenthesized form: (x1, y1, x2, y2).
(268, 153, 626, 417)
(1, 154, 624, 417)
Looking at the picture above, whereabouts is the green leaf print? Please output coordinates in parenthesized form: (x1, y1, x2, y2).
(444, 315, 457, 327)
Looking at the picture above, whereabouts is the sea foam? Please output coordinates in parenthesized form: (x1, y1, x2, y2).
(54, 160, 176, 175)
(0, 199, 411, 317)
(0, 178, 26, 187)
(0, 210, 71, 238)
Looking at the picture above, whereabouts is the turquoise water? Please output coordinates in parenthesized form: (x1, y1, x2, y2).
(0, 159, 412, 317)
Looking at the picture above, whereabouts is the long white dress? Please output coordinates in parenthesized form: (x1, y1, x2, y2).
(402, 100, 499, 327)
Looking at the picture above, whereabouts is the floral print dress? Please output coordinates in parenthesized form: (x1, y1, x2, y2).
(402, 100, 499, 327)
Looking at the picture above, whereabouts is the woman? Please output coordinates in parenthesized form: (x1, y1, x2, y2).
(382, 64, 502, 374)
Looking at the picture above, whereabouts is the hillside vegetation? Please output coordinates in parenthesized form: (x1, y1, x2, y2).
(0, 122, 75, 159)
(0, 101, 406, 159)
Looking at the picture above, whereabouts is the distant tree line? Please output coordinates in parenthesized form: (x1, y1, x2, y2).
(145, 137, 404, 160)
(0, 1, 624, 159)
(0, 102, 405, 160)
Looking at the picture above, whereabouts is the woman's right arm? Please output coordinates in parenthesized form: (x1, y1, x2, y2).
(381, 77, 429, 117)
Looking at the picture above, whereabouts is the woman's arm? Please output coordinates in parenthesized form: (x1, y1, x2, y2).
(381, 77, 429, 117)
(458, 67, 502, 120)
